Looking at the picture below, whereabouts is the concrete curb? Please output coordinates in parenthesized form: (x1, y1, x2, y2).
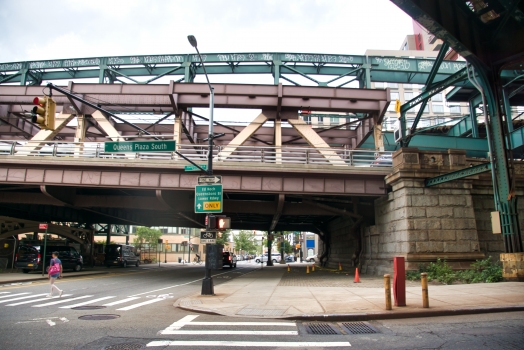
(0, 271, 109, 284)
(175, 301, 524, 321)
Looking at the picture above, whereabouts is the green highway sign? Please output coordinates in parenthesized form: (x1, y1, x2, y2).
(195, 184, 223, 213)
(104, 140, 176, 153)
(184, 164, 208, 172)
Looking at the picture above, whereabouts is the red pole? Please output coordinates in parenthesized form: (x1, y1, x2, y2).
(393, 256, 406, 306)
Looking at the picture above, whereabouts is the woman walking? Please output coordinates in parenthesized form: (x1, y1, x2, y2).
(47, 251, 63, 298)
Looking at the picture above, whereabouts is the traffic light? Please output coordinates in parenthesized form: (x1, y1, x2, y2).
(206, 215, 231, 230)
(31, 96, 56, 130)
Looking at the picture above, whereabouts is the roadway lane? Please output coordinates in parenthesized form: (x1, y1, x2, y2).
(0, 262, 259, 350)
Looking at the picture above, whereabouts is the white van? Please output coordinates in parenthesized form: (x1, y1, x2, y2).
(255, 253, 282, 263)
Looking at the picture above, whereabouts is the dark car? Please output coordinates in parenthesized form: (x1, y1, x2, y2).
(104, 244, 140, 268)
(15, 245, 83, 273)
(222, 252, 237, 268)
(285, 255, 295, 263)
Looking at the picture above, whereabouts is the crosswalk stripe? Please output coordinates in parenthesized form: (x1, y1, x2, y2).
(59, 296, 116, 309)
(0, 293, 47, 303)
(6, 295, 73, 306)
(103, 297, 140, 306)
(33, 295, 93, 307)
(159, 330, 298, 335)
(0, 292, 10, 294)
(116, 298, 164, 311)
(0, 293, 29, 299)
(189, 322, 296, 326)
(146, 341, 351, 347)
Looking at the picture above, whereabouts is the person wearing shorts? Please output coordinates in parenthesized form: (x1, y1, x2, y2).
(48, 251, 63, 298)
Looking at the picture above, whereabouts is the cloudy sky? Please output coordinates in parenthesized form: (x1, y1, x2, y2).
(0, 0, 414, 63)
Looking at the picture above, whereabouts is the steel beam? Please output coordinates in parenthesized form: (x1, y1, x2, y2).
(424, 163, 491, 187)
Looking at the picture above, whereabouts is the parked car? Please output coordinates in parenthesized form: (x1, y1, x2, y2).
(15, 245, 83, 273)
(104, 244, 140, 268)
(255, 253, 282, 263)
(222, 252, 237, 268)
(285, 255, 295, 263)
(304, 254, 317, 263)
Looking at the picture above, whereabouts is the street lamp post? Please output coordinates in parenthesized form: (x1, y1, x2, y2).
(188, 35, 215, 295)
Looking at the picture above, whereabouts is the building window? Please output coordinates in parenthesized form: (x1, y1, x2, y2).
(433, 104, 444, 113)
(180, 228, 188, 235)
(404, 92, 414, 101)
(160, 228, 168, 234)
(390, 92, 399, 100)
(388, 83, 398, 88)
(404, 84, 412, 90)
(302, 115, 311, 124)
(330, 116, 339, 125)
(449, 105, 461, 114)
(374, 82, 384, 88)
(432, 93, 443, 102)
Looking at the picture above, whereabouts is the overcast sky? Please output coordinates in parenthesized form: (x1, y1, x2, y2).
(0, 0, 414, 63)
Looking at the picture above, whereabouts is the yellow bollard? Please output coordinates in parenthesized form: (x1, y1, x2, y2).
(306, 265, 310, 274)
(312, 263, 315, 272)
(338, 262, 342, 271)
(384, 274, 392, 310)
(287, 264, 290, 272)
(421, 272, 429, 308)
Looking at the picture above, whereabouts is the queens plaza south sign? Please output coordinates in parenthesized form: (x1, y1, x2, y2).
(195, 184, 223, 213)
(104, 140, 176, 153)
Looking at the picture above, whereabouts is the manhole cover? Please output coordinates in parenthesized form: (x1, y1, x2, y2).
(72, 305, 106, 310)
(340, 322, 379, 334)
(104, 343, 145, 350)
(78, 314, 120, 321)
(304, 323, 341, 335)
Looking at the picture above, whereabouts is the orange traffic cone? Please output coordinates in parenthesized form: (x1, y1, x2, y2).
(306, 265, 310, 274)
(287, 264, 290, 272)
(338, 262, 342, 271)
(354, 267, 361, 283)
(312, 263, 315, 272)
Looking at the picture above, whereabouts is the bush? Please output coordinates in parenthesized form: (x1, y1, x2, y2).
(426, 258, 456, 285)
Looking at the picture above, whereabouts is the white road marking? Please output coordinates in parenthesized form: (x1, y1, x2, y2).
(116, 297, 164, 311)
(0, 293, 47, 303)
(17, 317, 69, 327)
(59, 296, 115, 308)
(0, 293, 29, 299)
(190, 321, 297, 326)
(129, 270, 236, 297)
(7, 295, 73, 306)
(33, 295, 93, 307)
(158, 330, 298, 335)
(0, 292, 10, 294)
(146, 341, 351, 347)
(103, 297, 140, 306)
(160, 315, 200, 332)
(46, 319, 56, 326)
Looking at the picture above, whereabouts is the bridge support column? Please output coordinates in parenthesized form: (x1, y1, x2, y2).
(74, 115, 87, 157)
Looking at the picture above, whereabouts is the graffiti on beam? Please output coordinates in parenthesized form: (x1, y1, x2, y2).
(0, 63, 22, 71)
(192, 54, 208, 62)
(29, 61, 61, 69)
(375, 57, 410, 70)
(417, 60, 467, 72)
(283, 54, 354, 63)
(64, 58, 101, 67)
(129, 55, 184, 64)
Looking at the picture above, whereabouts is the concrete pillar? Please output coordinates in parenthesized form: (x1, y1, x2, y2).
(275, 119, 282, 164)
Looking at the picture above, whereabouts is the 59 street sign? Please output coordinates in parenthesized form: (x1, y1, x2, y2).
(104, 140, 176, 153)
(195, 184, 223, 213)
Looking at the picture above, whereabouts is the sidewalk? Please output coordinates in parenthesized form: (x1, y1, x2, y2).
(176, 264, 524, 320)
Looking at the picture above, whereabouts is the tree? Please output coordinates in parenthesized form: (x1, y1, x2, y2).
(233, 230, 257, 254)
(216, 229, 230, 246)
(277, 239, 293, 254)
(133, 227, 162, 245)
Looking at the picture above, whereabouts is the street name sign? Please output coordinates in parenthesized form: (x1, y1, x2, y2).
(39, 223, 48, 230)
(198, 175, 222, 184)
(200, 231, 217, 244)
(104, 140, 176, 153)
(185, 164, 208, 172)
(195, 184, 223, 213)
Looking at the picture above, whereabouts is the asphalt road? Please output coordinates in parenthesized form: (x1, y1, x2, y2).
(0, 262, 523, 350)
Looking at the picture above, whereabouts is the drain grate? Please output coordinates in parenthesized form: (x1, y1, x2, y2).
(340, 322, 379, 334)
(79, 314, 120, 321)
(304, 323, 341, 335)
(72, 305, 106, 310)
(104, 343, 145, 350)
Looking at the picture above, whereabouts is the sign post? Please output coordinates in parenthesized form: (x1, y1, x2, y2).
(39, 223, 48, 276)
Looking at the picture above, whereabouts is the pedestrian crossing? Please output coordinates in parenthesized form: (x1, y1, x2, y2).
(149, 315, 352, 348)
(0, 291, 166, 311)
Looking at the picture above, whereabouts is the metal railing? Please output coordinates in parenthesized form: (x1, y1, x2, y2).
(0, 141, 393, 168)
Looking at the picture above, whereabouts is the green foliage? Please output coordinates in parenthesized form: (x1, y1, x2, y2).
(277, 239, 293, 254)
(134, 227, 162, 245)
(233, 230, 257, 254)
(406, 257, 503, 285)
(216, 230, 230, 246)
